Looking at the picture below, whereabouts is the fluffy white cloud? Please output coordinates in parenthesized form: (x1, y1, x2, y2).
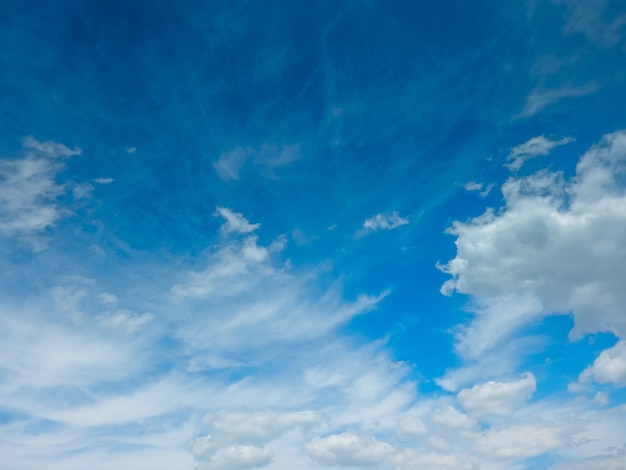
(504, 135, 574, 171)
(307, 433, 394, 467)
(580, 340, 626, 386)
(439, 131, 626, 355)
(362, 211, 409, 232)
(458, 373, 536, 417)
(0, 137, 81, 244)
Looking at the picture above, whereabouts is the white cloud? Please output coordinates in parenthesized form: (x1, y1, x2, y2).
(430, 406, 475, 431)
(204, 410, 326, 446)
(215, 206, 261, 235)
(504, 135, 574, 171)
(458, 373, 536, 417)
(22, 135, 81, 157)
(439, 131, 626, 359)
(93, 177, 114, 184)
(98, 309, 155, 333)
(550, 452, 626, 470)
(0, 137, 81, 243)
(198, 445, 272, 470)
(593, 391, 609, 406)
(519, 84, 598, 117)
(362, 211, 409, 233)
(556, 0, 626, 47)
(214, 147, 252, 181)
(475, 424, 562, 460)
(214, 144, 300, 181)
(580, 340, 626, 386)
(307, 433, 394, 467)
(393, 450, 475, 470)
(464, 181, 494, 196)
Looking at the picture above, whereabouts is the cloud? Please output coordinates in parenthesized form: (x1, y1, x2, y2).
(519, 84, 597, 117)
(197, 445, 272, 470)
(192, 410, 326, 469)
(93, 177, 114, 184)
(579, 340, 626, 386)
(214, 147, 252, 181)
(458, 373, 536, 417)
(556, 0, 626, 47)
(361, 211, 409, 233)
(464, 181, 493, 197)
(0, 137, 81, 245)
(214, 144, 300, 181)
(22, 135, 81, 157)
(307, 433, 394, 467)
(439, 131, 626, 359)
(215, 206, 261, 235)
(475, 424, 562, 460)
(504, 135, 574, 171)
(204, 410, 326, 446)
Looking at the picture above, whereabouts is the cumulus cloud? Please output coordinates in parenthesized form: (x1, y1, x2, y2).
(504, 135, 574, 171)
(192, 410, 325, 469)
(439, 131, 626, 357)
(579, 340, 626, 387)
(0, 137, 81, 244)
(458, 373, 536, 417)
(307, 433, 394, 467)
(361, 211, 409, 233)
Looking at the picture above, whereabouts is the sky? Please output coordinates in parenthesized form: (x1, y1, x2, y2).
(1, 0, 626, 469)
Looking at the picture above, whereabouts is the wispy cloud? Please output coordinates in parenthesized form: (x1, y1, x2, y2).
(0, 137, 81, 248)
(504, 135, 574, 171)
(519, 84, 598, 117)
(214, 144, 300, 181)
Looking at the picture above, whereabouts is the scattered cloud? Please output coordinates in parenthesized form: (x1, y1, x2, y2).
(464, 181, 494, 197)
(458, 373, 536, 417)
(504, 135, 574, 171)
(214, 144, 300, 181)
(94, 177, 114, 184)
(215, 206, 261, 235)
(0, 137, 81, 247)
(556, 0, 626, 47)
(519, 84, 598, 117)
(579, 340, 626, 387)
(361, 211, 409, 234)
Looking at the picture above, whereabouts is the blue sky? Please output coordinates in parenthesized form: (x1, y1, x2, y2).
(1, 1, 626, 469)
